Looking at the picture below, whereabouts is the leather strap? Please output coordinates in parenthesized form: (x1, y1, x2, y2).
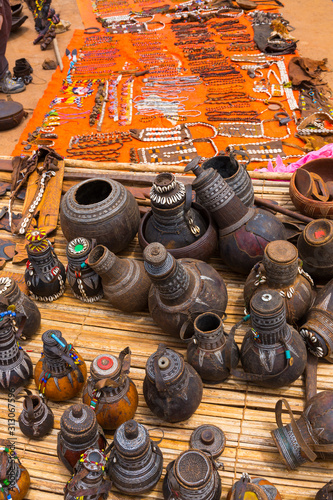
(305, 352, 318, 402)
(47, 344, 84, 383)
(66, 467, 112, 497)
(233, 475, 251, 500)
(309, 172, 329, 202)
(185, 184, 193, 213)
(95, 347, 131, 390)
(275, 398, 317, 462)
(179, 320, 192, 342)
(148, 428, 165, 445)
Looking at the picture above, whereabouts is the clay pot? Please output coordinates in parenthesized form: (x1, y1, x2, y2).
(143, 172, 207, 246)
(0, 312, 33, 391)
(240, 289, 307, 388)
(290, 158, 333, 219)
(300, 277, 333, 360)
(202, 153, 254, 207)
(138, 172, 218, 260)
(25, 229, 66, 302)
(66, 237, 103, 303)
(187, 312, 234, 383)
(227, 473, 282, 500)
(18, 392, 54, 439)
(82, 348, 138, 431)
(34, 330, 87, 401)
(272, 391, 333, 470)
(0, 439, 30, 500)
(0, 276, 41, 338)
(139, 202, 218, 261)
(58, 403, 107, 473)
(143, 344, 203, 423)
(163, 449, 222, 500)
(143, 242, 228, 338)
(60, 178, 140, 253)
(64, 449, 112, 500)
(297, 219, 333, 281)
(108, 419, 163, 495)
(87, 245, 150, 313)
(185, 159, 285, 274)
(244, 240, 315, 325)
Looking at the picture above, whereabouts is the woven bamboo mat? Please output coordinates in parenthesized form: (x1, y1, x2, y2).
(0, 171, 331, 500)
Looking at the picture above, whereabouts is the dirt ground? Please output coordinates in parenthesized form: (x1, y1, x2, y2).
(1, 0, 333, 153)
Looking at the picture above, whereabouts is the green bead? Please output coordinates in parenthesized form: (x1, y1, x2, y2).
(3, 479, 9, 485)
(75, 244, 84, 253)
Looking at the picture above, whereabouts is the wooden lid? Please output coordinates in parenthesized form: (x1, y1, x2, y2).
(265, 240, 297, 264)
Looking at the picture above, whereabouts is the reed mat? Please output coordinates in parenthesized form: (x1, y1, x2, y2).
(0, 171, 329, 500)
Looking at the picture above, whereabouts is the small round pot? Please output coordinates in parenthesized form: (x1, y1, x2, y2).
(138, 202, 218, 261)
(290, 158, 333, 219)
(60, 178, 140, 253)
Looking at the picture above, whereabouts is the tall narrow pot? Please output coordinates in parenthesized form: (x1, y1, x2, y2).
(185, 159, 285, 274)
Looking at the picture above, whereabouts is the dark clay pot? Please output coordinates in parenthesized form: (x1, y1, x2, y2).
(300, 277, 333, 360)
(143, 344, 203, 423)
(244, 240, 315, 325)
(0, 276, 41, 338)
(87, 245, 150, 313)
(202, 153, 254, 207)
(108, 419, 163, 495)
(18, 393, 53, 439)
(297, 219, 333, 282)
(272, 391, 333, 470)
(185, 159, 285, 274)
(139, 171, 210, 250)
(25, 229, 66, 302)
(66, 237, 103, 303)
(139, 202, 218, 262)
(34, 330, 87, 402)
(143, 242, 228, 338)
(0, 440, 30, 500)
(82, 349, 138, 431)
(187, 312, 235, 383)
(240, 289, 307, 388)
(60, 178, 140, 253)
(0, 313, 33, 391)
(64, 449, 112, 500)
(58, 403, 107, 473)
(163, 449, 222, 500)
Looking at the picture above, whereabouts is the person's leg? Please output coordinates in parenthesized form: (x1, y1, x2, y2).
(0, 0, 12, 79)
(0, 0, 25, 93)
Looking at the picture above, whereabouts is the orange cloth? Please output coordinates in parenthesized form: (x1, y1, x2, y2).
(12, 10, 305, 169)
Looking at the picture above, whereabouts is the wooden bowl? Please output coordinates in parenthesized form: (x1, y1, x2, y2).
(290, 158, 333, 219)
